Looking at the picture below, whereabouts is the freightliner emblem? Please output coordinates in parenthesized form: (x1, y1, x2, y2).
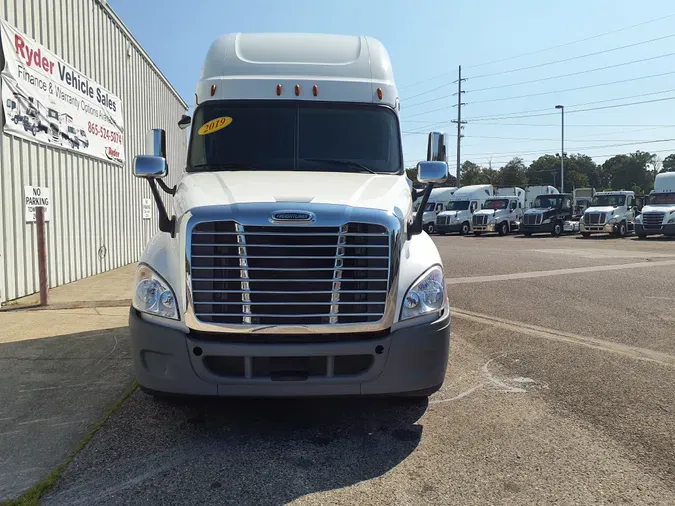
(270, 211, 316, 223)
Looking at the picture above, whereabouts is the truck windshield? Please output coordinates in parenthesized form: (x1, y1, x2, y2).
(188, 101, 402, 174)
(591, 195, 626, 207)
(533, 196, 563, 208)
(483, 199, 508, 210)
(446, 201, 470, 211)
(647, 193, 675, 205)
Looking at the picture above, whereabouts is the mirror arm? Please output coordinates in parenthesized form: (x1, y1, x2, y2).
(157, 178, 176, 196)
(409, 182, 436, 239)
(147, 179, 176, 237)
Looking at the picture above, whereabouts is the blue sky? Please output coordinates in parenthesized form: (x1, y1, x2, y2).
(110, 0, 675, 175)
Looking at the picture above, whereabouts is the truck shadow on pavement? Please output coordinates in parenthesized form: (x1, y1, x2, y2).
(45, 368, 427, 505)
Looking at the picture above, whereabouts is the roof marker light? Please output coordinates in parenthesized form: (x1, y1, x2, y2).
(210, 84, 216, 96)
(295, 84, 301, 96)
(276, 84, 282, 96)
(377, 88, 383, 100)
(312, 85, 318, 97)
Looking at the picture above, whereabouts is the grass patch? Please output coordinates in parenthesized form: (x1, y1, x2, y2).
(1, 382, 138, 506)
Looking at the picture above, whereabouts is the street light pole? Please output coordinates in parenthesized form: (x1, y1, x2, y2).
(555, 104, 564, 192)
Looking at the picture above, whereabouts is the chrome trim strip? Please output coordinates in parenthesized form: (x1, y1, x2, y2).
(330, 224, 347, 324)
(183, 202, 402, 335)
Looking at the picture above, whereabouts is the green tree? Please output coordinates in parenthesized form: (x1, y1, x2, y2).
(497, 157, 528, 187)
(459, 160, 484, 185)
(602, 151, 655, 194)
(527, 155, 559, 186)
(661, 154, 675, 173)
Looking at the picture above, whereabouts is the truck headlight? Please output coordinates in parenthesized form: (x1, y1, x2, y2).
(488, 218, 496, 225)
(401, 265, 446, 321)
(608, 216, 618, 224)
(668, 216, 675, 224)
(542, 218, 551, 224)
(635, 214, 642, 223)
(132, 263, 179, 320)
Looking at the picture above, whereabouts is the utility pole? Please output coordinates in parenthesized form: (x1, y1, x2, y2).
(451, 65, 467, 185)
(555, 104, 564, 192)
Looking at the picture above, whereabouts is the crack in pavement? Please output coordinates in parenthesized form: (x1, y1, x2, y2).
(451, 307, 675, 369)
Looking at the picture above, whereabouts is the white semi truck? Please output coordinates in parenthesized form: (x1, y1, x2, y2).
(472, 188, 526, 236)
(580, 190, 637, 238)
(415, 186, 457, 234)
(635, 172, 675, 239)
(130, 33, 451, 399)
(436, 184, 494, 235)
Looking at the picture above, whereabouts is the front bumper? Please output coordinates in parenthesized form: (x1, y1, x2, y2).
(580, 222, 616, 234)
(521, 222, 554, 233)
(472, 223, 495, 233)
(129, 307, 451, 397)
(636, 223, 675, 236)
(437, 222, 463, 233)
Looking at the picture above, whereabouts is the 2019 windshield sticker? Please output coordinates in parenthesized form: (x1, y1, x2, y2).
(198, 116, 232, 135)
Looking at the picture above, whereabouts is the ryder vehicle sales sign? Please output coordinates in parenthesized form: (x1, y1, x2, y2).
(0, 20, 125, 164)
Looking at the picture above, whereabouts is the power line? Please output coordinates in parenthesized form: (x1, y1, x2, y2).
(467, 33, 675, 80)
(463, 138, 675, 158)
(468, 53, 675, 93)
(455, 147, 675, 166)
(462, 87, 675, 121)
(467, 95, 675, 122)
(401, 71, 675, 118)
(465, 13, 675, 69)
(403, 52, 675, 106)
(466, 70, 675, 106)
(396, 13, 675, 91)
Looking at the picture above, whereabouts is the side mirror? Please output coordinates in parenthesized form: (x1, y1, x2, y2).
(145, 128, 167, 158)
(178, 114, 191, 130)
(426, 131, 448, 162)
(417, 161, 449, 184)
(133, 155, 168, 179)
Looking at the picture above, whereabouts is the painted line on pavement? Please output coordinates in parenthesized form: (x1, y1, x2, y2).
(451, 307, 675, 369)
(445, 259, 675, 285)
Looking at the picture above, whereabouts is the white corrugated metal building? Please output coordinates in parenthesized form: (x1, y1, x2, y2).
(0, 0, 188, 303)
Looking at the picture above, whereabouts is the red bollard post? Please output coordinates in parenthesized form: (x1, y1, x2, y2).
(36, 206, 48, 306)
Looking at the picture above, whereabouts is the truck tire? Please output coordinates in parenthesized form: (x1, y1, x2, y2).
(551, 222, 562, 237)
(425, 222, 435, 234)
(617, 221, 627, 238)
(460, 222, 470, 235)
(498, 222, 509, 236)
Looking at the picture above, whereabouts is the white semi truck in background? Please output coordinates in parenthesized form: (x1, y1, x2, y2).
(472, 188, 526, 236)
(580, 191, 637, 238)
(415, 186, 457, 234)
(130, 33, 451, 399)
(635, 172, 675, 239)
(436, 184, 494, 235)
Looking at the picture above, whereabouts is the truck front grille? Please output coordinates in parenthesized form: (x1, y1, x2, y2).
(473, 215, 487, 226)
(642, 212, 665, 229)
(523, 214, 542, 225)
(437, 216, 447, 225)
(585, 213, 605, 225)
(190, 221, 390, 326)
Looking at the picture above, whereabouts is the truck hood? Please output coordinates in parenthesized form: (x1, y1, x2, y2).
(474, 209, 501, 216)
(525, 207, 554, 214)
(585, 206, 616, 214)
(641, 205, 675, 213)
(173, 171, 411, 217)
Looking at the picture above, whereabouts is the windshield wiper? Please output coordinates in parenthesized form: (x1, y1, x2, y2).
(301, 158, 379, 174)
(191, 162, 261, 171)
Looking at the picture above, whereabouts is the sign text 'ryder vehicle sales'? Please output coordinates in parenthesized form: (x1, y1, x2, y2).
(0, 19, 125, 164)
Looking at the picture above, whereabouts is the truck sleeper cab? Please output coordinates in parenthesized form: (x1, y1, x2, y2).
(581, 191, 637, 238)
(436, 184, 493, 235)
(521, 193, 573, 237)
(130, 33, 451, 399)
(472, 192, 524, 236)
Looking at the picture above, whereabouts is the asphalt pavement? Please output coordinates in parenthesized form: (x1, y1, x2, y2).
(33, 234, 675, 505)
